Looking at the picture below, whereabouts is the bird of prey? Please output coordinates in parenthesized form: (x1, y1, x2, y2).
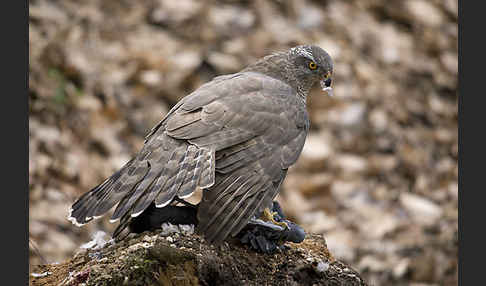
(68, 45, 334, 246)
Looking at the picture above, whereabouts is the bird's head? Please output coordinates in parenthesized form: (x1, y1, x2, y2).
(243, 44, 334, 98)
(287, 45, 334, 97)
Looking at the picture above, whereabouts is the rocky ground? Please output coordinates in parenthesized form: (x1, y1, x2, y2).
(29, 0, 457, 285)
(30, 228, 366, 286)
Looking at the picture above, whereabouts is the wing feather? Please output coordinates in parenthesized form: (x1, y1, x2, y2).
(69, 71, 309, 246)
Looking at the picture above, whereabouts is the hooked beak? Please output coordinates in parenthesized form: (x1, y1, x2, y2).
(320, 77, 333, 97)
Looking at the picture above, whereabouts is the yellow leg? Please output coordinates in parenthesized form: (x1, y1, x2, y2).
(262, 207, 289, 230)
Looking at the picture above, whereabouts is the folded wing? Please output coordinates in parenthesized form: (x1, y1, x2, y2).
(68, 72, 309, 245)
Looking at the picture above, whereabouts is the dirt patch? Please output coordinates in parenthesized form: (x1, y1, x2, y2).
(30, 231, 366, 286)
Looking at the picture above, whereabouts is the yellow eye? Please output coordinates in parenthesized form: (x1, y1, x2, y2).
(308, 61, 317, 70)
(323, 71, 331, 79)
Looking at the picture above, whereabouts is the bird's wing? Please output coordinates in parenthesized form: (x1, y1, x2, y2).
(69, 74, 244, 226)
(158, 72, 310, 244)
(69, 72, 309, 244)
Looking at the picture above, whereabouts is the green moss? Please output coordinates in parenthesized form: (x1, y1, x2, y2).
(47, 68, 84, 109)
(48, 68, 68, 105)
(86, 249, 160, 286)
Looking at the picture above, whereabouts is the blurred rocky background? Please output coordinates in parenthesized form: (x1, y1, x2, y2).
(29, 0, 457, 285)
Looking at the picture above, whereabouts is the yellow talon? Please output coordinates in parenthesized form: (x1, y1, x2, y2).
(262, 207, 289, 230)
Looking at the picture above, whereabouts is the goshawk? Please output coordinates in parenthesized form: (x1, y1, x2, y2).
(68, 45, 334, 246)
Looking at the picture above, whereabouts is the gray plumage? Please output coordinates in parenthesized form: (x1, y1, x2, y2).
(68, 45, 334, 245)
